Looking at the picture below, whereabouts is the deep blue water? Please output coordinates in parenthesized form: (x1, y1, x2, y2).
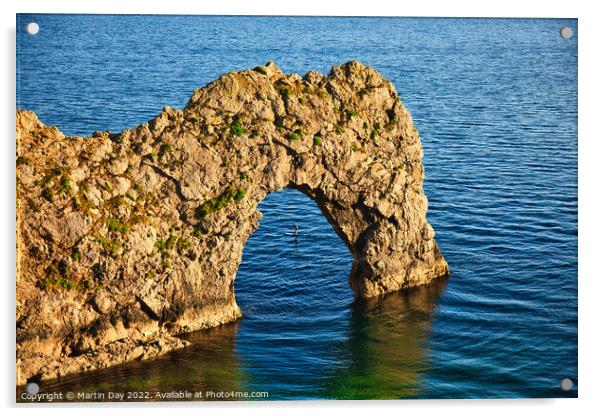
(16, 15, 577, 400)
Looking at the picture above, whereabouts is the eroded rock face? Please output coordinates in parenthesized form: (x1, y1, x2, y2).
(16, 61, 448, 385)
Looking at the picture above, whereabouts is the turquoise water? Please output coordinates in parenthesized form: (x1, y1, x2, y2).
(16, 15, 577, 400)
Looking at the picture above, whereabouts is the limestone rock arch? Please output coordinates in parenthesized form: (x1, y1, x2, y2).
(16, 61, 448, 384)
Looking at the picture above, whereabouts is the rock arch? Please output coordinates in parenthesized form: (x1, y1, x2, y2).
(16, 61, 448, 384)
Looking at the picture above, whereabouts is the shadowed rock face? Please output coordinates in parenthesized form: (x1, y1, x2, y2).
(16, 61, 448, 384)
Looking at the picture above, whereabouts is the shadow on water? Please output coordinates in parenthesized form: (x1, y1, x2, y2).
(20, 322, 246, 402)
(322, 276, 449, 400)
(18, 277, 448, 402)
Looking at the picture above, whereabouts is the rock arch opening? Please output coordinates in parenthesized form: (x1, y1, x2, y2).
(234, 187, 354, 317)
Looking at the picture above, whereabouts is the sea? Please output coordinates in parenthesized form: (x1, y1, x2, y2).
(16, 15, 577, 400)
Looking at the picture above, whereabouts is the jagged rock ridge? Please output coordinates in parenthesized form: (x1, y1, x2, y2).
(16, 61, 448, 384)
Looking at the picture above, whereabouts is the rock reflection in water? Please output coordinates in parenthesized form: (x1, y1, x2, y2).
(322, 277, 448, 399)
(26, 277, 447, 401)
(25, 322, 244, 402)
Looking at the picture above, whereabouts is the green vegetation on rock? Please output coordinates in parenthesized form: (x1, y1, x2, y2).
(71, 248, 81, 262)
(111, 132, 126, 144)
(107, 218, 128, 234)
(59, 177, 72, 195)
(230, 121, 248, 137)
(287, 131, 301, 141)
(192, 226, 206, 238)
(233, 188, 246, 201)
(196, 187, 247, 218)
(253, 65, 269, 75)
(345, 108, 358, 118)
(41, 188, 53, 202)
(98, 181, 112, 192)
(16, 156, 29, 166)
(96, 235, 121, 257)
(39, 261, 94, 291)
(36, 165, 72, 202)
(158, 143, 172, 159)
(371, 122, 381, 140)
(279, 86, 291, 99)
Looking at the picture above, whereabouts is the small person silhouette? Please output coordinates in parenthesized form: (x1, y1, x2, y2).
(293, 224, 299, 237)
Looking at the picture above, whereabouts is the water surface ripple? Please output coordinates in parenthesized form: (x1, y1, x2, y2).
(17, 15, 577, 399)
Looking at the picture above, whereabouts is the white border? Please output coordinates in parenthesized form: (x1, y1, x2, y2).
(3, 1, 601, 415)
(3, 0, 585, 17)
